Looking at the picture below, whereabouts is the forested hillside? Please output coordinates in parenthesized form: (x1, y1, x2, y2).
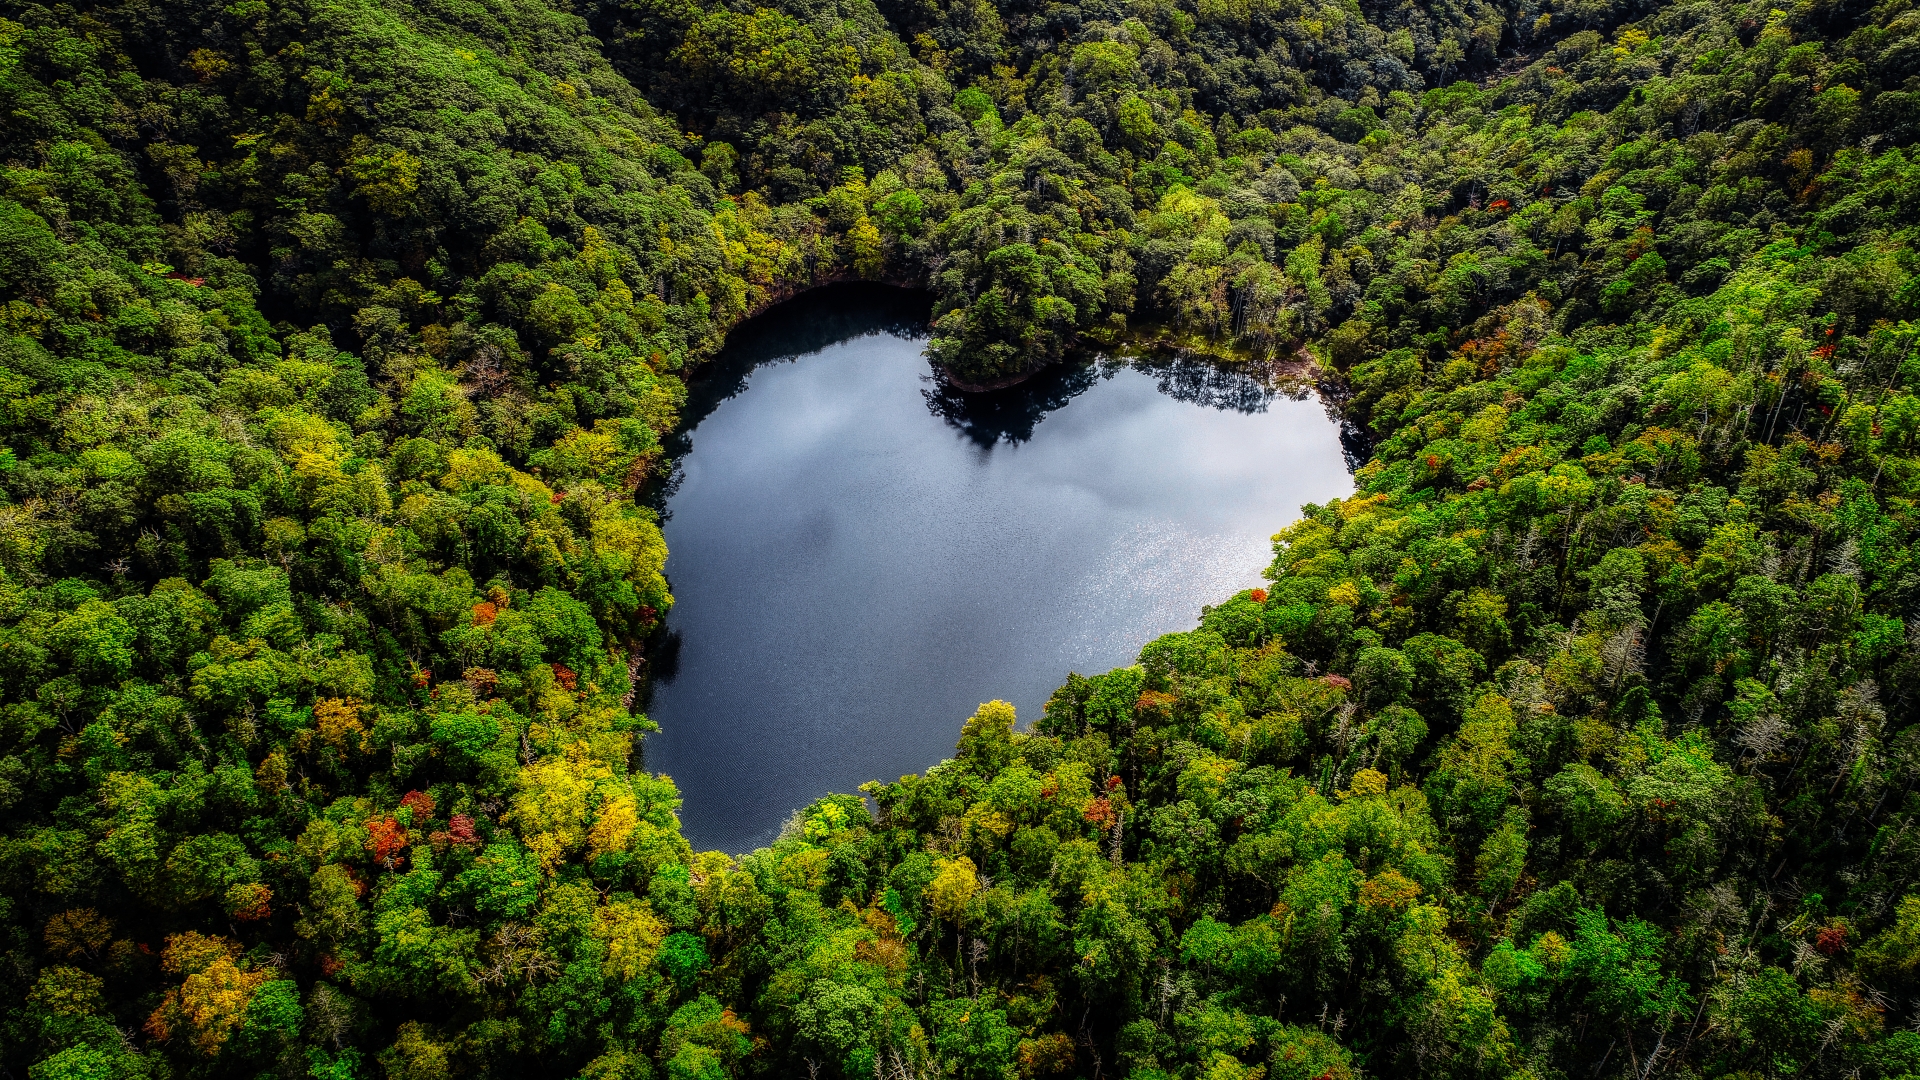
(2, 0, 1919, 1075)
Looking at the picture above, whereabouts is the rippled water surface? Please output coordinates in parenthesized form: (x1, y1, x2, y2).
(643, 285, 1354, 852)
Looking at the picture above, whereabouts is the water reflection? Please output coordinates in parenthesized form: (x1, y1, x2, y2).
(922, 351, 1312, 447)
(920, 359, 1110, 446)
(673, 283, 1323, 453)
(1134, 353, 1301, 413)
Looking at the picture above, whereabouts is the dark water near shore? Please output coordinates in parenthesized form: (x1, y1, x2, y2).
(642, 284, 1353, 853)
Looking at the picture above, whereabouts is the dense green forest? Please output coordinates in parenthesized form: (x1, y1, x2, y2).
(1, 0, 1919, 1072)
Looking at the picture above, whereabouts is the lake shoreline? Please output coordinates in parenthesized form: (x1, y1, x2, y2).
(642, 287, 1356, 854)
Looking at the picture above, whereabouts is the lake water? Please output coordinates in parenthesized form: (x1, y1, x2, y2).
(642, 285, 1354, 853)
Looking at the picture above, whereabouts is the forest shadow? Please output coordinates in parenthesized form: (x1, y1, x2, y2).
(672, 281, 933, 444)
(647, 282, 934, 509)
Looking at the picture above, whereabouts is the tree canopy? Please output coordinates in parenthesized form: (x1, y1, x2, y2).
(2, 0, 1920, 1075)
